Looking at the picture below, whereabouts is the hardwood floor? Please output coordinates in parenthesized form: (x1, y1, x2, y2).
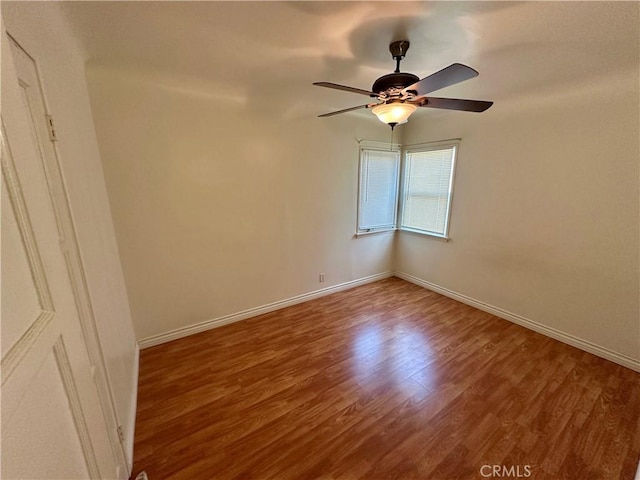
(132, 277, 640, 479)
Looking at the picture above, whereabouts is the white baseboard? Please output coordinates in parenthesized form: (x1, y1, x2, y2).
(138, 272, 394, 349)
(394, 271, 640, 373)
(125, 342, 139, 475)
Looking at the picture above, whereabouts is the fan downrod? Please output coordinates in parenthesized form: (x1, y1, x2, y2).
(389, 40, 410, 73)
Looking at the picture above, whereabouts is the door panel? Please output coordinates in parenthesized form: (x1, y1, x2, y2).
(0, 175, 42, 352)
(1, 27, 119, 479)
(2, 349, 90, 480)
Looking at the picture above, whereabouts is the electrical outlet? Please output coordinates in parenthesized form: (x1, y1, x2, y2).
(319, 273, 325, 282)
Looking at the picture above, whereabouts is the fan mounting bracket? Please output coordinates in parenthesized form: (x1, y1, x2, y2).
(389, 40, 410, 60)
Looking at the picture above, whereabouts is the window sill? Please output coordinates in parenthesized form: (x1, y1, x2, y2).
(398, 227, 450, 241)
(355, 228, 396, 238)
(354, 228, 450, 242)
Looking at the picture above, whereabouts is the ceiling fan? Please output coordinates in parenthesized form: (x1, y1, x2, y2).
(314, 40, 493, 129)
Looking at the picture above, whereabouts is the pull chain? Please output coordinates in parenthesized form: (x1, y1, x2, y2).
(389, 123, 396, 150)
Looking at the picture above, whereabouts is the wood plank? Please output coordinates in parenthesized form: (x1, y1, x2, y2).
(132, 277, 640, 479)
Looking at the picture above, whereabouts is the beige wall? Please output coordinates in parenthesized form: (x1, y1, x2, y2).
(2, 1, 138, 465)
(398, 67, 640, 364)
(85, 65, 395, 341)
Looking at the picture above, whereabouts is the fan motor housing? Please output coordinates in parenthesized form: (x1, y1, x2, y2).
(372, 72, 420, 95)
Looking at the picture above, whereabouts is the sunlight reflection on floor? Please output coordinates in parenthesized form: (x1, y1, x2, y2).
(351, 320, 437, 397)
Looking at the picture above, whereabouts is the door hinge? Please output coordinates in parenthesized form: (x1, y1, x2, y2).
(45, 114, 58, 141)
(117, 425, 124, 443)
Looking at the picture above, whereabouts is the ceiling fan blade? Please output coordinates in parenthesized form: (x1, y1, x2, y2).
(313, 82, 377, 97)
(404, 63, 479, 97)
(318, 104, 372, 117)
(417, 97, 493, 112)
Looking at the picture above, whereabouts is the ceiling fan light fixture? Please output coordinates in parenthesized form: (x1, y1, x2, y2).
(371, 102, 417, 125)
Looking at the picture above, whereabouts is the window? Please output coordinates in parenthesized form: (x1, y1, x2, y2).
(357, 144, 400, 234)
(399, 141, 458, 238)
(355, 140, 458, 239)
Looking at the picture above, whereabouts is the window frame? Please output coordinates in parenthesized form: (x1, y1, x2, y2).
(356, 141, 401, 236)
(398, 139, 460, 240)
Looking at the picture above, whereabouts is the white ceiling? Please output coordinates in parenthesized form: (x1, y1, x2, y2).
(61, 1, 639, 120)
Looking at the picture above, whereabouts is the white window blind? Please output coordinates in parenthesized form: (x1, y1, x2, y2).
(357, 147, 400, 233)
(400, 144, 457, 237)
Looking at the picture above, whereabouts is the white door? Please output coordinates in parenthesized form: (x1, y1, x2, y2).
(1, 28, 121, 479)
